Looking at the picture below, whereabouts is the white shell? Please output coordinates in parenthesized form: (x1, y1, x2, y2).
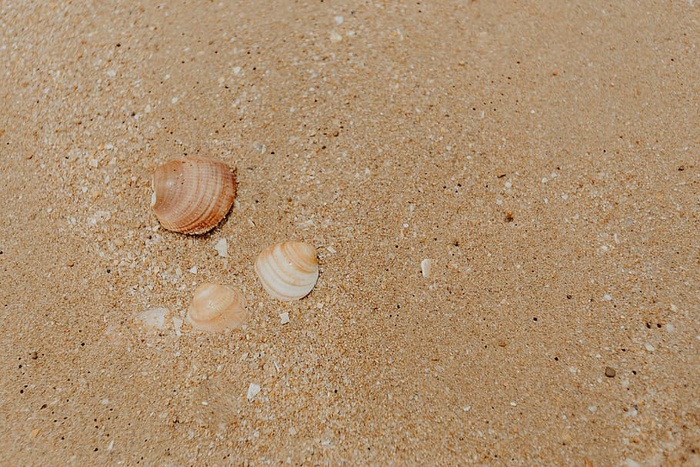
(254, 241, 319, 301)
(186, 283, 248, 332)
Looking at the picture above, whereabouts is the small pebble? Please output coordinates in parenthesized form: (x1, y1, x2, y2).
(330, 31, 342, 43)
(280, 312, 290, 325)
(421, 258, 432, 278)
(605, 366, 616, 378)
(214, 238, 228, 258)
(247, 383, 261, 401)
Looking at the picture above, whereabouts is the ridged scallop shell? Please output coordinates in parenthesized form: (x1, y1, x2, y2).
(186, 283, 248, 332)
(254, 241, 319, 301)
(151, 157, 236, 235)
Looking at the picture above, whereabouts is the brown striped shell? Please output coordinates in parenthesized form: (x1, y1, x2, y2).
(151, 157, 236, 235)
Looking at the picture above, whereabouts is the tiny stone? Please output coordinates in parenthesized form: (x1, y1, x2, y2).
(605, 366, 616, 378)
(280, 312, 290, 324)
(30, 351, 38, 360)
(421, 258, 432, 278)
(330, 31, 343, 43)
(214, 238, 228, 258)
(644, 343, 655, 352)
(247, 383, 261, 401)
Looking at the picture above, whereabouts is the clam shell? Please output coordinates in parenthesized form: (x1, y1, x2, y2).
(254, 241, 319, 301)
(186, 283, 248, 332)
(151, 157, 236, 235)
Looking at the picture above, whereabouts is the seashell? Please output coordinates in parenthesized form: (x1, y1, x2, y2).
(151, 157, 236, 235)
(254, 241, 319, 301)
(186, 283, 248, 332)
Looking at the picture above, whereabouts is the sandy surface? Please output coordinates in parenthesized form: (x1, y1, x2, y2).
(1, 1, 699, 465)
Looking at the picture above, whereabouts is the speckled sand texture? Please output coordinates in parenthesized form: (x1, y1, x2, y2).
(1, 1, 699, 465)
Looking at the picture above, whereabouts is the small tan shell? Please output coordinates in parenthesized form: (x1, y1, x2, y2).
(254, 241, 319, 301)
(151, 157, 236, 235)
(186, 283, 248, 332)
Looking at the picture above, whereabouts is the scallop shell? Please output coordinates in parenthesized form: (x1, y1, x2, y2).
(254, 241, 319, 301)
(186, 283, 248, 332)
(151, 157, 236, 235)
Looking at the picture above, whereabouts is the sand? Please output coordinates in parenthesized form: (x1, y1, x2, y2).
(1, 1, 698, 465)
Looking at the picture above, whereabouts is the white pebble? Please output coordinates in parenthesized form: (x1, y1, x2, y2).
(330, 31, 342, 43)
(189, 266, 198, 274)
(214, 238, 228, 258)
(421, 259, 433, 278)
(603, 294, 612, 301)
(644, 343, 655, 352)
(334, 15, 343, 24)
(280, 312, 290, 324)
(247, 383, 261, 401)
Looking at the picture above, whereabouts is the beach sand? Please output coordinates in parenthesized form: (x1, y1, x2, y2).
(1, 1, 698, 464)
